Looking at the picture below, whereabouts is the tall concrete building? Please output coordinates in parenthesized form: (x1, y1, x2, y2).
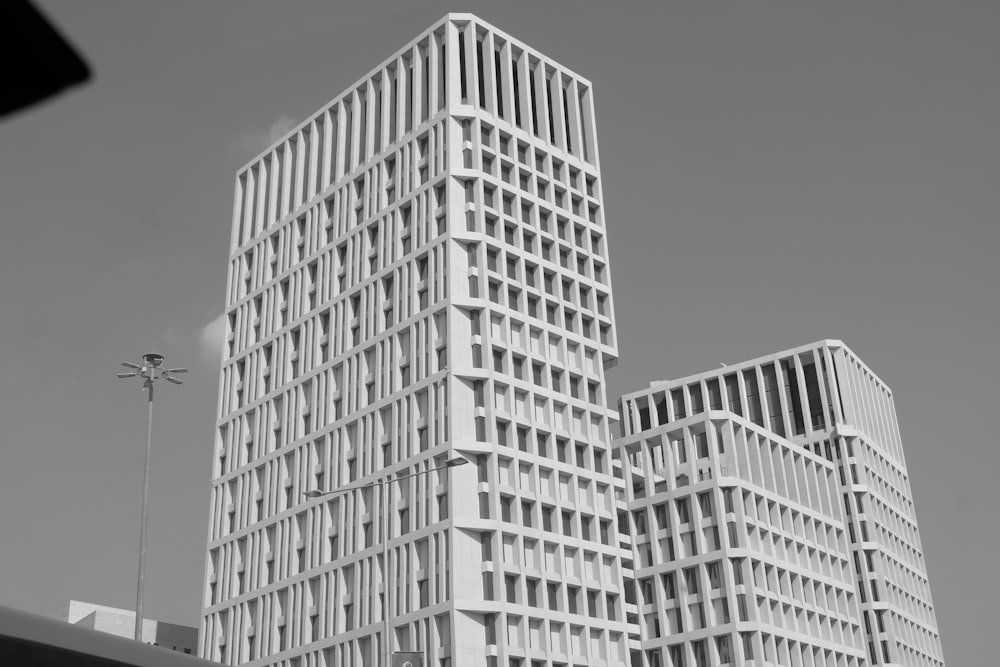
(201, 14, 631, 667)
(617, 341, 945, 667)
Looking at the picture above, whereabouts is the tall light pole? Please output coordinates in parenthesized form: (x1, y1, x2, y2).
(303, 455, 469, 667)
(116, 353, 186, 642)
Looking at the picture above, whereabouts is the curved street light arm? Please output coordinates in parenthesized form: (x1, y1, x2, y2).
(303, 455, 469, 500)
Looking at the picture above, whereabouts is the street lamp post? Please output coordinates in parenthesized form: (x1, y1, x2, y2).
(303, 455, 469, 667)
(116, 353, 186, 642)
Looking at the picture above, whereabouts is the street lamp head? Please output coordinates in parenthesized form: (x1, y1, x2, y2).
(142, 352, 165, 367)
(303, 490, 325, 499)
(445, 455, 470, 468)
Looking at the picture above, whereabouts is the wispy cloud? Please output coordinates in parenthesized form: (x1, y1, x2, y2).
(161, 328, 184, 347)
(198, 312, 227, 363)
(241, 113, 298, 154)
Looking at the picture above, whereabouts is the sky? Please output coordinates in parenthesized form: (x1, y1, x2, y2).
(0, 1, 996, 663)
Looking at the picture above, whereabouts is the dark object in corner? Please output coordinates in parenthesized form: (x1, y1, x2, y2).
(1, 0, 91, 117)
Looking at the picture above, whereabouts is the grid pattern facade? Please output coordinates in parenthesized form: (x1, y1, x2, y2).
(201, 14, 632, 667)
(617, 341, 945, 667)
(617, 411, 865, 667)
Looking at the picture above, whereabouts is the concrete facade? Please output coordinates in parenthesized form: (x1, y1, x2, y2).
(617, 341, 945, 667)
(200, 12, 945, 667)
(201, 14, 629, 667)
(56, 600, 197, 655)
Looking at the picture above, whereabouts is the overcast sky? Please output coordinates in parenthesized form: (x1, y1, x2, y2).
(1, 1, 996, 663)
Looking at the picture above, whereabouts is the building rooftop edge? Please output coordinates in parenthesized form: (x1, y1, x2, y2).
(624, 338, 876, 400)
(62, 600, 197, 631)
(235, 12, 596, 174)
(617, 407, 840, 468)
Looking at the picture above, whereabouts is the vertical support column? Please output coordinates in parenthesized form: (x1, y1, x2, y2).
(444, 22, 461, 111)
(412, 45, 424, 129)
(378, 69, 391, 157)
(564, 77, 583, 160)
(365, 80, 378, 165)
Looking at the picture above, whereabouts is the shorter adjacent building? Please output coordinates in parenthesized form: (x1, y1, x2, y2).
(56, 600, 198, 655)
(617, 397, 866, 667)
(616, 340, 945, 667)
